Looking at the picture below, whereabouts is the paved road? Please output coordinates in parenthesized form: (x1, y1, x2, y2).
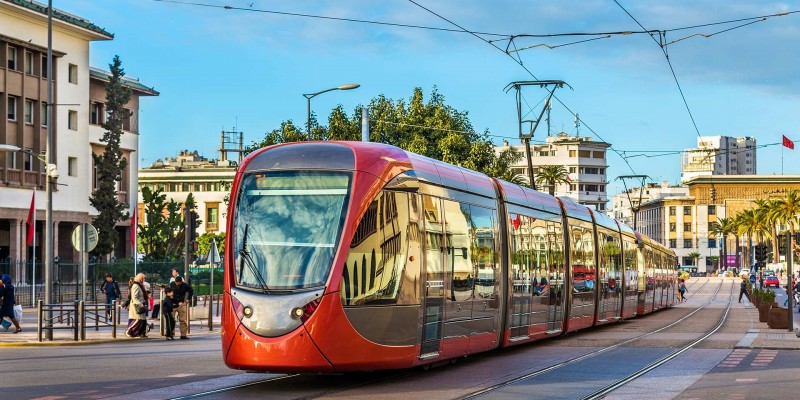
(3, 277, 800, 400)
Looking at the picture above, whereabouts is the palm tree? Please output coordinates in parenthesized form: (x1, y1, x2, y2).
(710, 217, 735, 269)
(770, 189, 800, 269)
(736, 208, 769, 271)
(687, 251, 701, 266)
(755, 199, 779, 264)
(535, 165, 570, 196)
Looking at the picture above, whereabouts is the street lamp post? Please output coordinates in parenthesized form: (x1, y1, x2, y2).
(302, 84, 360, 136)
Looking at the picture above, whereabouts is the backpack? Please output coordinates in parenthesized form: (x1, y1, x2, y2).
(113, 281, 121, 298)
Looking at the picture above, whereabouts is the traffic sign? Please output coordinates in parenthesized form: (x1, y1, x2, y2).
(207, 238, 221, 264)
(71, 223, 98, 253)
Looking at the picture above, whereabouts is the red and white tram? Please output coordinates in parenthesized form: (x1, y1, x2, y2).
(221, 141, 676, 372)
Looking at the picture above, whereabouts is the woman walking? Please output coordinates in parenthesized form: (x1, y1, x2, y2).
(125, 273, 149, 338)
(0, 274, 22, 333)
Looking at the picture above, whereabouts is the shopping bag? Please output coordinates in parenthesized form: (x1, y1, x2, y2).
(13, 304, 22, 320)
(1, 318, 11, 330)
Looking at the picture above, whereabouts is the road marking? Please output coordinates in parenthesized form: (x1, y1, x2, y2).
(167, 373, 197, 378)
(736, 378, 758, 382)
(30, 397, 66, 400)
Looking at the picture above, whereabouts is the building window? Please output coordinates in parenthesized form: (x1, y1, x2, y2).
(24, 99, 33, 124)
(683, 206, 691, 216)
(41, 102, 48, 126)
(683, 239, 693, 248)
(708, 222, 715, 232)
(599, 168, 605, 174)
(669, 239, 676, 248)
(7, 46, 17, 70)
(569, 150, 576, 157)
(207, 206, 219, 231)
(709, 238, 717, 248)
(569, 184, 576, 191)
(669, 206, 676, 216)
(708, 205, 716, 214)
(90, 102, 102, 125)
(592, 151, 605, 159)
(579, 150, 591, 158)
(669, 223, 676, 232)
(598, 203, 605, 211)
(68, 157, 77, 177)
(68, 110, 78, 130)
(25, 51, 34, 74)
(585, 184, 599, 192)
(682, 256, 693, 265)
(23, 148, 33, 171)
(41, 56, 48, 78)
(6, 152, 16, 169)
(568, 167, 576, 173)
(7, 96, 17, 120)
(68, 64, 78, 84)
(684, 223, 691, 232)
(122, 108, 131, 131)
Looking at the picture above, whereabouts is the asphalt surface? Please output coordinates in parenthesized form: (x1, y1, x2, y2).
(2, 277, 800, 400)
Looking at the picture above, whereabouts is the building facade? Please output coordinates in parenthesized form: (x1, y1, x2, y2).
(609, 181, 689, 228)
(138, 150, 236, 237)
(681, 136, 756, 183)
(496, 132, 610, 210)
(636, 175, 800, 272)
(0, 1, 157, 279)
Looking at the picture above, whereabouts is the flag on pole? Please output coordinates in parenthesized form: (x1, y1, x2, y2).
(130, 207, 137, 248)
(783, 135, 794, 150)
(565, 175, 572, 182)
(26, 190, 35, 245)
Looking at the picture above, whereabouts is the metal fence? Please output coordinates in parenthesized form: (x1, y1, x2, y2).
(0, 259, 187, 306)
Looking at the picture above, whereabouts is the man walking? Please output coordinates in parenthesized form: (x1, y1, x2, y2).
(170, 276, 194, 339)
(99, 274, 121, 321)
(739, 277, 749, 303)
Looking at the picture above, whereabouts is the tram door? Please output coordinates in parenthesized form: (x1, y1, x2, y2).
(545, 219, 566, 333)
(420, 195, 445, 358)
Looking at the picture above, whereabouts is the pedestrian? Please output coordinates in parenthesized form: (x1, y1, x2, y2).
(161, 287, 177, 340)
(169, 268, 180, 284)
(679, 279, 688, 302)
(0, 274, 22, 333)
(125, 273, 149, 338)
(739, 277, 749, 303)
(170, 275, 194, 339)
(99, 274, 121, 322)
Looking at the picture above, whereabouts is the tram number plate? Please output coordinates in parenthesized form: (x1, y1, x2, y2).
(426, 280, 444, 288)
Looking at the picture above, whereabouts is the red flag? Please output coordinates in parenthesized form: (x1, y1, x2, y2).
(565, 175, 572, 182)
(783, 135, 794, 150)
(26, 190, 35, 245)
(130, 207, 137, 248)
(512, 214, 521, 230)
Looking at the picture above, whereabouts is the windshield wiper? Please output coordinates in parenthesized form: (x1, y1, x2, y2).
(239, 223, 270, 293)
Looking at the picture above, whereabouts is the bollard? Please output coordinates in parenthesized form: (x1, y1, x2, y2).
(216, 293, 220, 317)
(37, 300, 43, 342)
(74, 301, 80, 341)
(159, 288, 165, 337)
(208, 294, 213, 331)
(112, 299, 117, 339)
(79, 301, 86, 341)
(95, 303, 100, 331)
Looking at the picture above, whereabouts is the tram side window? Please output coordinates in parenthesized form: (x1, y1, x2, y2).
(599, 231, 621, 292)
(509, 211, 563, 296)
(443, 200, 474, 301)
(569, 222, 595, 293)
(469, 205, 498, 300)
(623, 239, 637, 291)
(341, 191, 411, 306)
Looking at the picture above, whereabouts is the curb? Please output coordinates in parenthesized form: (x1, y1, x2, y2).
(0, 328, 221, 347)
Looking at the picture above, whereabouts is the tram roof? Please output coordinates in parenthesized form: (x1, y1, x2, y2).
(492, 179, 562, 215)
(557, 196, 594, 223)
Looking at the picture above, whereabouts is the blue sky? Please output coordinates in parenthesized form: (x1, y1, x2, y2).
(65, 0, 799, 194)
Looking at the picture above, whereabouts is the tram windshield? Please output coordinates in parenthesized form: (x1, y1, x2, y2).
(233, 171, 351, 291)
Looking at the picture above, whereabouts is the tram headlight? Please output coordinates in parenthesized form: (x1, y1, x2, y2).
(242, 306, 254, 318)
(291, 307, 304, 319)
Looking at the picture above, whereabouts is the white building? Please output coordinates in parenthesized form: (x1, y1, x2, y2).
(0, 1, 157, 272)
(137, 150, 236, 236)
(496, 132, 610, 210)
(681, 136, 756, 183)
(609, 181, 689, 228)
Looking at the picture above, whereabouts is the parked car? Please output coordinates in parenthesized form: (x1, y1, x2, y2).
(764, 275, 780, 288)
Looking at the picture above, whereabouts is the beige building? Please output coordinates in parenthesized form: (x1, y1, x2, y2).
(637, 175, 800, 272)
(609, 181, 689, 228)
(0, 1, 157, 277)
(496, 132, 610, 211)
(137, 149, 237, 236)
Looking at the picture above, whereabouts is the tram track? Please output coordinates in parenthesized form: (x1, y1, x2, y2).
(462, 278, 728, 400)
(169, 279, 725, 400)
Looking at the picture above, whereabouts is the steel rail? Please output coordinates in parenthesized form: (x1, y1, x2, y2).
(582, 281, 734, 400)
(463, 279, 724, 399)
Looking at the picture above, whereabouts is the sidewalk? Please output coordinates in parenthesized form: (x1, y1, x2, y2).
(733, 290, 800, 350)
(0, 304, 222, 346)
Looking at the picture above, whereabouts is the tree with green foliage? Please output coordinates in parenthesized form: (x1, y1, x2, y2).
(137, 187, 198, 260)
(535, 165, 570, 196)
(89, 55, 131, 257)
(246, 87, 517, 180)
(197, 231, 225, 260)
(687, 251, 701, 266)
